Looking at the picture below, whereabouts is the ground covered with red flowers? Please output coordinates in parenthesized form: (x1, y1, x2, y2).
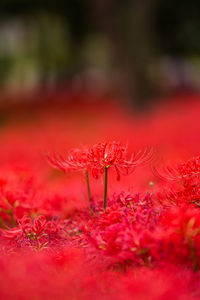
(1, 96, 200, 299)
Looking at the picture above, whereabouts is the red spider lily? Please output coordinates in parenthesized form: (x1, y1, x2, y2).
(88, 142, 153, 211)
(178, 156, 200, 180)
(153, 156, 200, 206)
(152, 207, 200, 270)
(46, 148, 90, 174)
(1, 215, 62, 251)
(47, 148, 93, 211)
(88, 142, 153, 181)
(47, 142, 153, 212)
(0, 172, 40, 227)
(84, 192, 158, 266)
(153, 156, 200, 183)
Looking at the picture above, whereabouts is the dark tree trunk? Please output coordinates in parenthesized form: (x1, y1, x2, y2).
(92, 0, 156, 110)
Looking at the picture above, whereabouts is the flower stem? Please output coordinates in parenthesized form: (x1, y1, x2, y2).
(104, 167, 108, 212)
(85, 171, 92, 211)
(188, 237, 198, 271)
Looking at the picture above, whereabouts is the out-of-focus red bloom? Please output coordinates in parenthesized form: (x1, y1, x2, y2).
(151, 207, 200, 270)
(0, 170, 41, 226)
(1, 215, 64, 251)
(154, 156, 200, 182)
(46, 148, 89, 174)
(82, 192, 159, 266)
(88, 142, 153, 180)
(154, 156, 200, 206)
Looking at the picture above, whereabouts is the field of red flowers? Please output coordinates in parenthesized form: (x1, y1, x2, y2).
(1, 95, 200, 299)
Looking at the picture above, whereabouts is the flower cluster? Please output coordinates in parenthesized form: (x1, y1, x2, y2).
(0, 98, 200, 299)
(48, 142, 152, 178)
(81, 193, 159, 267)
(1, 215, 64, 251)
(47, 142, 153, 211)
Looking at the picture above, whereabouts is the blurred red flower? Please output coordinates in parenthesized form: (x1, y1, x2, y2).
(46, 148, 89, 174)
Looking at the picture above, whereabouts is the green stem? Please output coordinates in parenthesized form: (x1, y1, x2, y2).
(0, 216, 6, 229)
(85, 171, 92, 211)
(188, 238, 198, 271)
(104, 167, 108, 212)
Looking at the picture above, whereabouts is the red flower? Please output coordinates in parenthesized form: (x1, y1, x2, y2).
(154, 156, 200, 206)
(47, 142, 153, 181)
(88, 142, 153, 180)
(47, 148, 90, 174)
(153, 156, 200, 182)
(1, 215, 61, 251)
